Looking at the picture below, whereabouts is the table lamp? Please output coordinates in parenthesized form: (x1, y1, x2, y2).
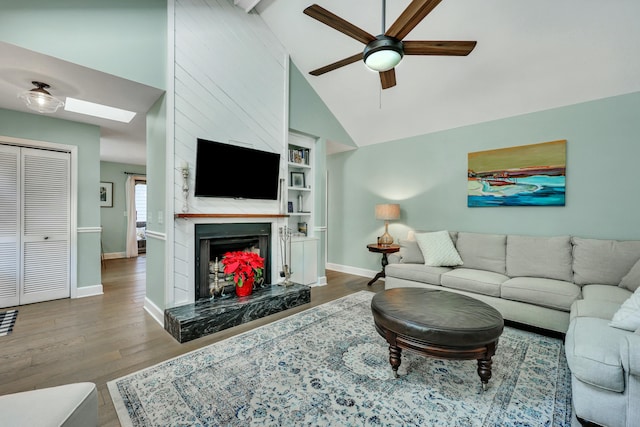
(375, 203, 400, 246)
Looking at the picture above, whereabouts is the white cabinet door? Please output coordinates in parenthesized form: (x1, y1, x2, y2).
(291, 238, 318, 285)
(0, 145, 20, 308)
(20, 148, 70, 305)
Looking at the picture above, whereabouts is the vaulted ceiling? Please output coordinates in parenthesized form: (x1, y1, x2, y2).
(256, 0, 640, 147)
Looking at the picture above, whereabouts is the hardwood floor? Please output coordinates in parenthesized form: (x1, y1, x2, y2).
(0, 257, 383, 426)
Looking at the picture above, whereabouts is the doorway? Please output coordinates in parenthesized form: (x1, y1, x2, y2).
(135, 180, 147, 254)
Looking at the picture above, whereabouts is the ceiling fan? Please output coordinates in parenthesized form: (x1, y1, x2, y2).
(303, 0, 477, 89)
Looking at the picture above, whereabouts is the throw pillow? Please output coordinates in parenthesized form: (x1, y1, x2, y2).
(620, 258, 640, 292)
(415, 231, 463, 267)
(398, 239, 425, 264)
(610, 287, 640, 331)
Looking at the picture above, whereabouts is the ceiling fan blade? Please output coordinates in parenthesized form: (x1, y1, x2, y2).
(304, 4, 376, 45)
(386, 0, 443, 40)
(403, 40, 477, 56)
(309, 53, 363, 76)
(380, 69, 397, 89)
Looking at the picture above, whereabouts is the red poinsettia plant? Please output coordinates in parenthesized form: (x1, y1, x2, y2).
(220, 251, 264, 288)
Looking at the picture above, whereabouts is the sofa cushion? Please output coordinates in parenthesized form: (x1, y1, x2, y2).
(565, 317, 627, 392)
(620, 258, 640, 292)
(610, 288, 640, 331)
(398, 239, 424, 264)
(506, 235, 573, 282)
(408, 230, 458, 245)
(384, 263, 450, 286)
(440, 268, 508, 297)
(501, 277, 580, 311)
(415, 231, 463, 267)
(455, 232, 506, 274)
(572, 237, 640, 286)
(582, 284, 632, 304)
(570, 299, 622, 322)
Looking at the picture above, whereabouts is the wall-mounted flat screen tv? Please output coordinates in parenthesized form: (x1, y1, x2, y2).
(194, 138, 281, 200)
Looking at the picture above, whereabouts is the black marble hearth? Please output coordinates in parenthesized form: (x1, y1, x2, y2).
(164, 284, 310, 343)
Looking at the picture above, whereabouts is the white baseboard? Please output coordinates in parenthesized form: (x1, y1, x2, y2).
(144, 297, 164, 327)
(312, 276, 328, 286)
(104, 252, 126, 260)
(75, 284, 104, 298)
(326, 263, 378, 279)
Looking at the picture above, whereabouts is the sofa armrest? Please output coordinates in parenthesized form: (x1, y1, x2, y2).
(621, 331, 640, 377)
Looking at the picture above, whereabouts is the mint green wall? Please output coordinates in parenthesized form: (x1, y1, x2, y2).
(0, 0, 166, 89)
(145, 95, 167, 308)
(314, 139, 327, 276)
(0, 108, 102, 288)
(327, 92, 640, 272)
(289, 61, 357, 279)
(289, 61, 355, 148)
(99, 161, 146, 254)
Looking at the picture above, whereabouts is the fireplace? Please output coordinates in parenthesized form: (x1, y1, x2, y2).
(194, 223, 272, 299)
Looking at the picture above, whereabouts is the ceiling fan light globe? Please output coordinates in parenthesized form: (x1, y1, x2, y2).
(363, 36, 404, 72)
(365, 50, 402, 72)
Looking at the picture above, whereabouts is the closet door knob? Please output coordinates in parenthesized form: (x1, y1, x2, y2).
(44, 236, 49, 240)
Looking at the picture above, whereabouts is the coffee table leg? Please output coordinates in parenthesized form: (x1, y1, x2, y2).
(389, 344, 402, 378)
(477, 358, 493, 390)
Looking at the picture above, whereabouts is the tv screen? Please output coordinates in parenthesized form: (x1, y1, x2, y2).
(194, 138, 281, 200)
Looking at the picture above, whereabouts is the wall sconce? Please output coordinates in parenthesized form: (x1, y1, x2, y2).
(375, 203, 400, 246)
(181, 161, 189, 213)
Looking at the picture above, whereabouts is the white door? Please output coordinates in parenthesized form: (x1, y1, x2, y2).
(0, 145, 70, 307)
(0, 145, 20, 307)
(20, 148, 70, 305)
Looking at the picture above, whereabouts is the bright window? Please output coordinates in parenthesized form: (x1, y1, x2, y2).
(135, 183, 147, 223)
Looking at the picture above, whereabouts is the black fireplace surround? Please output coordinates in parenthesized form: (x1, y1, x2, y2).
(194, 223, 272, 299)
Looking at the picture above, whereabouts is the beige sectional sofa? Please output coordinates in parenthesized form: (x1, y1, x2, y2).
(385, 231, 640, 427)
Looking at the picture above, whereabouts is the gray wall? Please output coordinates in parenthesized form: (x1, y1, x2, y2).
(327, 91, 640, 272)
(0, 108, 102, 288)
(99, 161, 146, 254)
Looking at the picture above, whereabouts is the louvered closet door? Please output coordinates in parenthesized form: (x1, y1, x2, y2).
(0, 145, 20, 308)
(20, 148, 70, 305)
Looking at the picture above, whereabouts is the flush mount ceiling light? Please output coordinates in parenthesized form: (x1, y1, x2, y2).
(18, 81, 65, 114)
(64, 97, 137, 123)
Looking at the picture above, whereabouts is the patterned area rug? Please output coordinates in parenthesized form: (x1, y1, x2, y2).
(109, 291, 571, 426)
(0, 309, 18, 336)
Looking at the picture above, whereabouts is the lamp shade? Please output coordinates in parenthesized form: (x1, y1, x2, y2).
(375, 204, 400, 221)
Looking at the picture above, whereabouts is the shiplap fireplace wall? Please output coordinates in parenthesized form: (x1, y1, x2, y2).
(169, 0, 288, 307)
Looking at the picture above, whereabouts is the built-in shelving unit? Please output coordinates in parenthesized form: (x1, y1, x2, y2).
(287, 135, 314, 235)
(287, 132, 319, 286)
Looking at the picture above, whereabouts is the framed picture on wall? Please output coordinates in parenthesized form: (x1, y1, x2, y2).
(467, 140, 566, 207)
(100, 182, 113, 207)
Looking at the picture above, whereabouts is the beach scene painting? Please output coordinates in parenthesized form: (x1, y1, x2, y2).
(468, 140, 566, 207)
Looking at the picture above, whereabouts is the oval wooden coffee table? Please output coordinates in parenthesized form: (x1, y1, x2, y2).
(371, 288, 504, 390)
